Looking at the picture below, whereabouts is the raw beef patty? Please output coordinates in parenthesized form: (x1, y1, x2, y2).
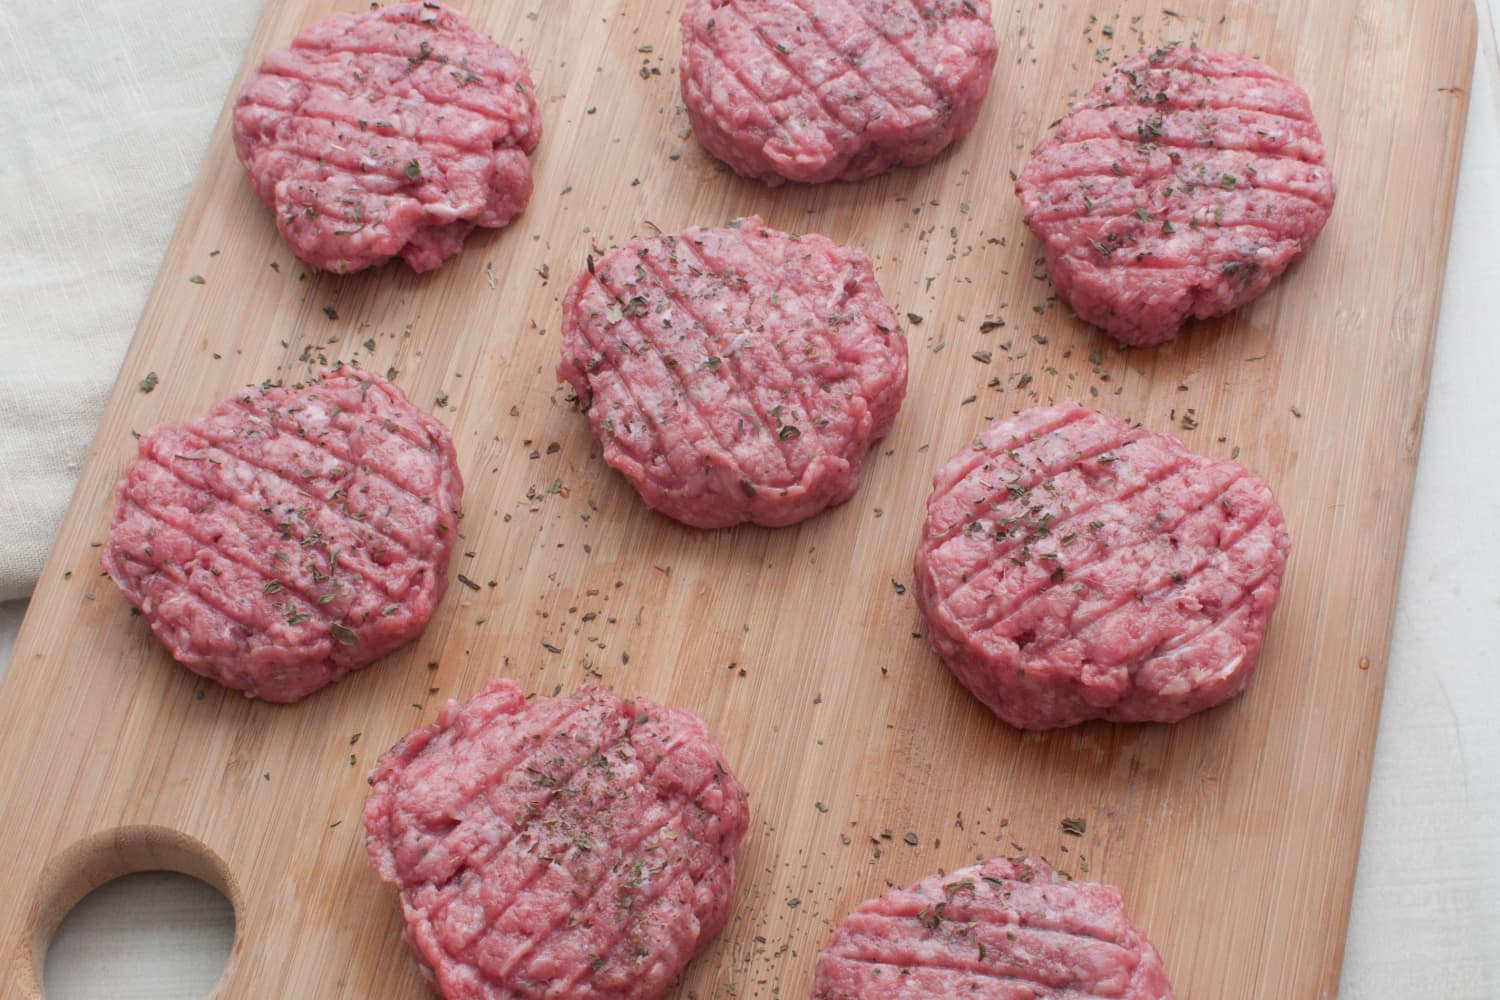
(233, 2, 541, 273)
(913, 402, 1289, 729)
(1015, 45, 1335, 346)
(680, 0, 998, 185)
(558, 216, 907, 528)
(363, 680, 750, 1000)
(812, 856, 1174, 999)
(102, 368, 462, 703)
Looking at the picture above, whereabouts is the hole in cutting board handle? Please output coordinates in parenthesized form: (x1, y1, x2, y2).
(17, 826, 241, 999)
(45, 872, 234, 999)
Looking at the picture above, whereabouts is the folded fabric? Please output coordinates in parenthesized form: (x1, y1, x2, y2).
(0, 0, 261, 600)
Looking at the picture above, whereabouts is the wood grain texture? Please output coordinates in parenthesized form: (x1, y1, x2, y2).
(0, 1, 1476, 997)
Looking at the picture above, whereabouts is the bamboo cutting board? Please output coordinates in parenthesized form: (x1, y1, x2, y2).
(0, 0, 1476, 997)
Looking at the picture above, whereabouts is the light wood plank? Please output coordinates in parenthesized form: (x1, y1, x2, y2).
(0, 0, 1476, 996)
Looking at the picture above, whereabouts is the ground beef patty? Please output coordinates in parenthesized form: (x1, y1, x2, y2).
(812, 856, 1174, 999)
(233, 2, 541, 274)
(913, 402, 1289, 729)
(102, 369, 462, 703)
(558, 216, 907, 528)
(680, 0, 998, 185)
(363, 680, 750, 1000)
(1015, 45, 1335, 347)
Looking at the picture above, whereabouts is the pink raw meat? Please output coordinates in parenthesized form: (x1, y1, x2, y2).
(812, 856, 1174, 999)
(913, 402, 1289, 729)
(1015, 46, 1335, 346)
(233, 2, 541, 273)
(558, 216, 907, 529)
(680, 0, 998, 185)
(364, 680, 750, 1000)
(102, 368, 462, 702)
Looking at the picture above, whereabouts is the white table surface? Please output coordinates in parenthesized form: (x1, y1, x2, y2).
(3, 2, 1496, 998)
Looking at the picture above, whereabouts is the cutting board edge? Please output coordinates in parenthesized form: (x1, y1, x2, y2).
(1317, 7, 1479, 994)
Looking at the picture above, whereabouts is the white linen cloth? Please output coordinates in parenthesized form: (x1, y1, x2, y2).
(0, 0, 261, 601)
(1, 1, 1495, 998)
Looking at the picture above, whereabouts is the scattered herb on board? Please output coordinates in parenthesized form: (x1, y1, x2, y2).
(891, 579, 907, 595)
(1061, 817, 1087, 836)
(456, 574, 480, 592)
(188, 274, 205, 285)
(1290, 405, 1303, 418)
(138, 372, 159, 394)
(903, 832, 919, 846)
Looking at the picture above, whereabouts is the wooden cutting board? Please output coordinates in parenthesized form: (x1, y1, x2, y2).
(0, 0, 1476, 996)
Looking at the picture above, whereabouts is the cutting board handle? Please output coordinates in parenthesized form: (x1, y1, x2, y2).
(12, 826, 241, 998)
